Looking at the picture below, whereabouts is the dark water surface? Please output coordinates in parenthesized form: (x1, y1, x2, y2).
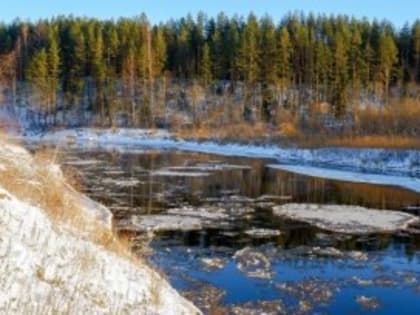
(47, 148, 420, 314)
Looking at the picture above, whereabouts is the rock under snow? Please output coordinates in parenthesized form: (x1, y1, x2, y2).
(273, 203, 419, 234)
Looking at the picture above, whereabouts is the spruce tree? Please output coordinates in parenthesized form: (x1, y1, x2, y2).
(26, 48, 49, 119)
(47, 28, 60, 118)
(200, 42, 212, 85)
(378, 32, 398, 103)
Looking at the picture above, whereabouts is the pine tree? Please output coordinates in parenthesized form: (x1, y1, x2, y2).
(259, 15, 277, 121)
(259, 15, 277, 84)
(47, 28, 60, 118)
(26, 49, 49, 119)
(331, 30, 349, 116)
(104, 23, 119, 77)
(398, 23, 412, 85)
(412, 21, 420, 82)
(64, 22, 86, 104)
(228, 16, 240, 81)
(348, 23, 363, 97)
(236, 14, 260, 84)
(378, 32, 398, 103)
(200, 42, 212, 84)
(212, 13, 229, 79)
(2, 12, 420, 126)
(313, 40, 329, 103)
(277, 27, 292, 87)
(91, 25, 106, 83)
(152, 26, 167, 77)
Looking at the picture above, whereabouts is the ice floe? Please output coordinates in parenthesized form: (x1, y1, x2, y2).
(273, 203, 419, 234)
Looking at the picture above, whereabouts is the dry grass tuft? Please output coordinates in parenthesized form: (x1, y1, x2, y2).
(176, 122, 275, 143)
(0, 135, 139, 262)
(293, 134, 420, 149)
(0, 146, 83, 225)
(62, 165, 84, 192)
(173, 97, 420, 149)
(298, 98, 420, 149)
(277, 109, 301, 139)
(279, 121, 300, 138)
(150, 272, 162, 308)
(353, 98, 420, 137)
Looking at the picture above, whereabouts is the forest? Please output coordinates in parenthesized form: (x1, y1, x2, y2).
(1, 12, 420, 143)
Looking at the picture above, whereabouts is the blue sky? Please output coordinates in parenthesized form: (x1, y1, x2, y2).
(1, 1, 418, 27)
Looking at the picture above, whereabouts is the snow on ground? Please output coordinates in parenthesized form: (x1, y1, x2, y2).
(273, 203, 420, 234)
(23, 128, 420, 188)
(0, 138, 200, 315)
(268, 164, 420, 193)
(0, 136, 113, 230)
(0, 187, 200, 315)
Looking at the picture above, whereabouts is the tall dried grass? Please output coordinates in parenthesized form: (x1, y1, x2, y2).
(0, 146, 83, 224)
(353, 98, 420, 137)
(0, 136, 141, 262)
(176, 122, 276, 143)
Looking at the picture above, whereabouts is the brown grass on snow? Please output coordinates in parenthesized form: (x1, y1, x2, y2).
(0, 146, 83, 224)
(0, 135, 139, 261)
(176, 122, 277, 142)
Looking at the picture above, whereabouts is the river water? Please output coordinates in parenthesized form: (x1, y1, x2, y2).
(45, 147, 420, 314)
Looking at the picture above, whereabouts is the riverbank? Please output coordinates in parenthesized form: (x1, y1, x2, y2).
(174, 122, 420, 150)
(0, 136, 200, 314)
(22, 127, 420, 192)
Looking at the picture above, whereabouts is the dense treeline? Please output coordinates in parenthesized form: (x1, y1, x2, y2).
(1, 12, 420, 128)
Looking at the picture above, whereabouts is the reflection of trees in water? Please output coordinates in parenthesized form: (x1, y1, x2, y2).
(406, 234, 420, 257)
(281, 225, 318, 249)
(266, 168, 420, 210)
(63, 148, 420, 252)
(96, 149, 420, 211)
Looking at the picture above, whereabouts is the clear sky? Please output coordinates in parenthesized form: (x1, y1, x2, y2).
(1, 1, 419, 27)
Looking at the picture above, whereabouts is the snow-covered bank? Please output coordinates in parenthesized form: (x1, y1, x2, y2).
(0, 135, 113, 230)
(23, 128, 420, 191)
(0, 138, 200, 314)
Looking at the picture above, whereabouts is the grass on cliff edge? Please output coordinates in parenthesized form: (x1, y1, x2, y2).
(0, 135, 137, 260)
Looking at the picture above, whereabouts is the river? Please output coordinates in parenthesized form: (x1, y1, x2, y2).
(33, 145, 420, 314)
